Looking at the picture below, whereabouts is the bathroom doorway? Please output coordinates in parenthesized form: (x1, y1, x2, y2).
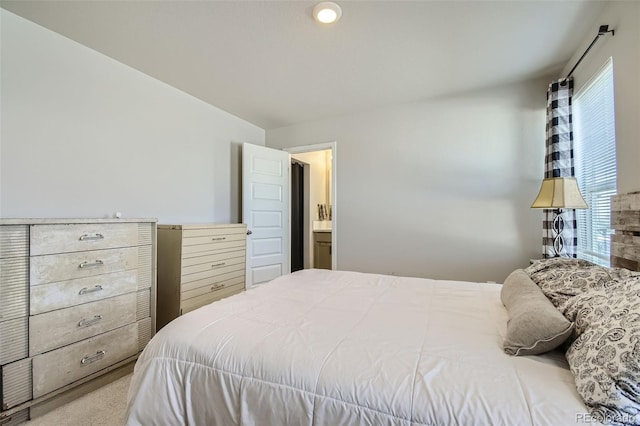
(285, 142, 336, 270)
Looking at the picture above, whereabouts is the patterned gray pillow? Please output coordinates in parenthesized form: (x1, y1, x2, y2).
(501, 269, 574, 356)
(525, 258, 640, 425)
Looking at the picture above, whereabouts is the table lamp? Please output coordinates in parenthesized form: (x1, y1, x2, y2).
(531, 177, 588, 257)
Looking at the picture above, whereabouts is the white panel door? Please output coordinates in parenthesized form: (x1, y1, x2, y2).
(242, 143, 290, 288)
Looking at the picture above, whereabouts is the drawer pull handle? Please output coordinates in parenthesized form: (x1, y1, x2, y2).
(211, 262, 226, 268)
(79, 285, 103, 295)
(78, 315, 103, 327)
(81, 350, 106, 365)
(79, 233, 105, 241)
(211, 283, 225, 291)
(211, 237, 226, 241)
(79, 260, 104, 269)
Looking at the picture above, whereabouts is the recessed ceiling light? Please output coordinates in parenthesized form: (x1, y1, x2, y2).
(313, 2, 342, 24)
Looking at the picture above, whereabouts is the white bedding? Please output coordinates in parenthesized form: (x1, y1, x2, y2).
(125, 269, 588, 425)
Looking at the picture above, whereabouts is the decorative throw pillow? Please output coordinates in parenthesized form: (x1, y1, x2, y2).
(501, 269, 574, 356)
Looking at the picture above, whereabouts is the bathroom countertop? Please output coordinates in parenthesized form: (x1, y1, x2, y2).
(312, 220, 332, 232)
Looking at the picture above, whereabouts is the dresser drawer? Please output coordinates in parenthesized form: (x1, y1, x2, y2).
(0, 257, 29, 321)
(1, 358, 32, 409)
(182, 232, 245, 247)
(32, 322, 138, 398)
(181, 253, 245, 276)
(0, 317, 28, 366)
(181, 239, 246, 258)
(181, 230, 245, 252)
(30, 247, 138, 286)
(181, 261, 244, 285)
(30, 223, 138, 255)
(182, 226, 246, 239)
(0, 225, 29, 259)
(180, 284, 244, 314)
(181, 269, 245, 293)
(181, 275, 244, 301)
(29, 292, 137, 356)
(30, 270, 138, 315)
(181, 249, 245, 268)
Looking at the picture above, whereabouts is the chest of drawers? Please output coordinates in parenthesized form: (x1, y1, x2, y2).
(0, 219, 156, 424)
(156, 224, 246, 330)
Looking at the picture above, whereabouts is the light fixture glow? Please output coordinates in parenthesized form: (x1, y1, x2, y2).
(313, 2, 342, 24)
(317, 8, 337, 23)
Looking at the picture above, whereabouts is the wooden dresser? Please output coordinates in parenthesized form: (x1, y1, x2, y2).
(156, 224, 246, 330)
(0, 218, 156, 425)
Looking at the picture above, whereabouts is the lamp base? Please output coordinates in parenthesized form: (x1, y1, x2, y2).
(552, 209, 565, 257)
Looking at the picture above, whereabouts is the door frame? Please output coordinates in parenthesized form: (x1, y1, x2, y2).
(284, 142, 337, 270)
(290, 158, 307, 271)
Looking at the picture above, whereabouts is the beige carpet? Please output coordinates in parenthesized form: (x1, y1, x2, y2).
(25, 373, 131, 426)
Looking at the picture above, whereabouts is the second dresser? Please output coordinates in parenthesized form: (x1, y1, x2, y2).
(156, 224, 247, 329)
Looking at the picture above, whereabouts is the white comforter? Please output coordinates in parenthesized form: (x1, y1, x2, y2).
(126, 269, 587, 425)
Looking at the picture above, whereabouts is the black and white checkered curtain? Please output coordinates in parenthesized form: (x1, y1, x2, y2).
(544, 78, 577, 257)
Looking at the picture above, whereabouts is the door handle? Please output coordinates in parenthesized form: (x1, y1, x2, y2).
(247, 230, 253, 235)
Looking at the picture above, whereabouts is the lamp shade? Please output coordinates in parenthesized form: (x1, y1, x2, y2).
(531, 177, 588, 209)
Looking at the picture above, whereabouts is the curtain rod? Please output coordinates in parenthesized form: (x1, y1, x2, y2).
(563, 24, 614, 83)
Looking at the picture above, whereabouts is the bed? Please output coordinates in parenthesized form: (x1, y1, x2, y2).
(125, 269, 588, 425)
(125, 193, 640, 425)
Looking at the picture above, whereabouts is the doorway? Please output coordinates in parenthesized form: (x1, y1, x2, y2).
(286, 142, 336, 271)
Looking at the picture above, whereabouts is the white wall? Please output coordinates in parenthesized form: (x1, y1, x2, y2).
(560, 1, 640, 195)
(0, 10, 265, 223)
(267, 79, 549, 283)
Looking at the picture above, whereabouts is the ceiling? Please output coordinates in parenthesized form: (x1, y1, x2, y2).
(1, 0, 608, 130)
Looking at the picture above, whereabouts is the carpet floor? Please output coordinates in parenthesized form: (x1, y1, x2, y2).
(25, 373, 131, 426)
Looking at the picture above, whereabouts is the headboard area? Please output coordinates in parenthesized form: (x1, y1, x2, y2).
(611, 191, 640, 271)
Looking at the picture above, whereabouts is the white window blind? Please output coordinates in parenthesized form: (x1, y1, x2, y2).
(573, 58, 617, 266)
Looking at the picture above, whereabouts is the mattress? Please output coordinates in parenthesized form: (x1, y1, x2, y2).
(125, 269, 588, 425)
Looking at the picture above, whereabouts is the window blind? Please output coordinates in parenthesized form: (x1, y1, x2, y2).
(573, 58, 617, 266)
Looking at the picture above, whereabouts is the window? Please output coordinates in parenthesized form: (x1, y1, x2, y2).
(573, 58, 617, 266)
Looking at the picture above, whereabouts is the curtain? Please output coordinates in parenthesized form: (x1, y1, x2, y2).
(544, 78, 577, 257)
